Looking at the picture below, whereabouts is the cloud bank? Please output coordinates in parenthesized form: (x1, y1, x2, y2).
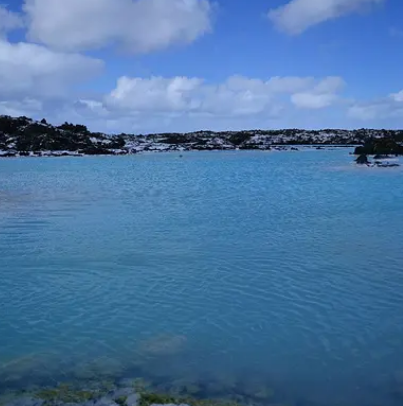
(24, 0, 212, 53)
(0, 0, 397, 132)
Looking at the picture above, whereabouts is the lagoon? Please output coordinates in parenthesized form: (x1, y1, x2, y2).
(1, 150, 403, 406)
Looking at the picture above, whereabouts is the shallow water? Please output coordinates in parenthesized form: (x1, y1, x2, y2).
(1, 150, 403, 406)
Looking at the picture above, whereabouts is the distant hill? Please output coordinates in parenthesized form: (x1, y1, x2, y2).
(0, 115, 125, 156)
(1, 114, 403, 156)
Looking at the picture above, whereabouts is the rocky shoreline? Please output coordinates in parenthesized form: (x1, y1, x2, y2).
(0, 145, 352, 158)
(1, 382, 205, 406)
(0, 375, 278, 406)
(2, 370, 403, 406)
(1, 114, 402, 158)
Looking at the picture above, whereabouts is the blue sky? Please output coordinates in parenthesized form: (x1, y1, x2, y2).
(0, 0, 402, 133)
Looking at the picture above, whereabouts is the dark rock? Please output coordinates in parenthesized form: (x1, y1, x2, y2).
(80, 147, 115, 155)
(354, 138, 403, 156)
(355, 154, 370, 165)
(115, 397, 128, 406)
(375, 162, 400, 168)
(374, 154, 390, 160)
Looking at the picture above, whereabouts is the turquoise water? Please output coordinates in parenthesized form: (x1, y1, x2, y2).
(1, 150, 403, 406)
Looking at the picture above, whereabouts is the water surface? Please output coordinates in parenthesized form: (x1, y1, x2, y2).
(1, 150, 403, 406)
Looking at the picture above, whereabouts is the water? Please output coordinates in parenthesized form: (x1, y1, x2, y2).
(1, 150, 403, 406)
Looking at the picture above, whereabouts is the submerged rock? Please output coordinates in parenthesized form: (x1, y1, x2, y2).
(136, 335, 187, 358)
(355, 154, 370, 165)
(131, 378, 153, 393)
(109, 389, 134, 399)
(239, 378, 275, 402)
(125, 393, 139, 406)
(74, 357, 125, 381)
(35, 384, 98, 404)
(164, 380, 201, 398)
(85, 397, 118, 406)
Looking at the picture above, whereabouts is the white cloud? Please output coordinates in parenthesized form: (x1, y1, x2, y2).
(0, 40, 103, 98)
(312, 76, 345, 93)
(348, 90, 403, 121)
(268, 0, 384, 35)
(0, 71, 346, 132)
(76, 100, 110, 118)
(390, 90, 403, 102)
(107, 76, 203, 112)
(24, 0, 212, 53)
(291, 76, 345, 109)
(221, 75, 314, 94)
(0, 98, 42, 117)
(291, 93, 337, 109)
(0, 5, 24, 37)
(348, 104, 383, 120)
(105, 74, 343, 117)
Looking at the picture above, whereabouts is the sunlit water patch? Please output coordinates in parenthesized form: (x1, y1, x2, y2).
(1, 151, 403, 406)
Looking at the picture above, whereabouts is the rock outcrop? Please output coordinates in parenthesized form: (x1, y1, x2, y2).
(2, 114, 403, 157)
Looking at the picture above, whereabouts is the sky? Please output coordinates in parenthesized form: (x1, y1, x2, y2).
(0, 0, 402, 133)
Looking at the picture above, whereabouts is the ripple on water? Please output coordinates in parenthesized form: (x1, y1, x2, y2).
(1, 151, 403, 406)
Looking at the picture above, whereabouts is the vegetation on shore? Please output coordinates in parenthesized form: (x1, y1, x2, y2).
(353, 138, 403, 167)
(1, 114, 403, 156)
(0, 116, 125, 155)
(353, 138, 403, 156)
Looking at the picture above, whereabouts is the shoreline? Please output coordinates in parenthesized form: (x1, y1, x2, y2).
(0, 145, 357, 159)
(0, 114, 400, 161)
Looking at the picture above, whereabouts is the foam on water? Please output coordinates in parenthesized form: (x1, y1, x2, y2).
(1, 150, 403, 406)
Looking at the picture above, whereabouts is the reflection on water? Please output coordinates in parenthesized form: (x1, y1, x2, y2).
(1, 151, 403, 406)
